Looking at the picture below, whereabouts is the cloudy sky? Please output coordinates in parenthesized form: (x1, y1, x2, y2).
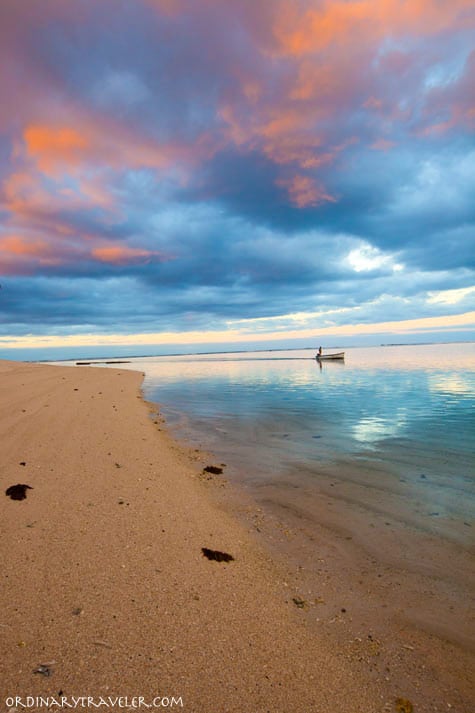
(1, 0, 474, 358)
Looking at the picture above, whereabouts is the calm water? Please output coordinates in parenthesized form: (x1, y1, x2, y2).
(64, 343, 475, 540)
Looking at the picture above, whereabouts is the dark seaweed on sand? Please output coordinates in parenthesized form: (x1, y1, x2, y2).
(201, 547, 234, 562)
(5, 483, 33, 500)
(203, 465, 223, 475)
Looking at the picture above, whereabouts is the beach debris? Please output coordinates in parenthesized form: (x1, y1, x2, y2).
(19, 461, 26, 466)
(199, 467, 227, 485)
(395, 698, 413, 713)
(93, 640, 112, 648)
(292, 597, 307, 609)
(201, 547, 234, 562)
(203, 465, 223, 475)
(72, 607, 83, 616)
(33, 664, 53, 677)
(5, 484, 33, 500)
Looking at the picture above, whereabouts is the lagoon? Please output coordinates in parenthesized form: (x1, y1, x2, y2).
(125, 343, 474, 543)
(56, 342, 475, 543)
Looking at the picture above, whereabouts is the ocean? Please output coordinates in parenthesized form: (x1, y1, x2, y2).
(111, 343, 474, 544)
(55, 342, 475, 544)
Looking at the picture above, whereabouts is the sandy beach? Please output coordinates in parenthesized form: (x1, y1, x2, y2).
(1, 360, 473, 713)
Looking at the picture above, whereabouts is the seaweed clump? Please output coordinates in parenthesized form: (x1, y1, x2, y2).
(5, 484, 33, 501)
(201, 547, 234, 562)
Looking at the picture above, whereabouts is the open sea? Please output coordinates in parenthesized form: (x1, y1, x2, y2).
(62, 343, 475, 546)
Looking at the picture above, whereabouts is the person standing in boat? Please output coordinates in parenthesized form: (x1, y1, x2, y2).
(317, 346, 323, 358)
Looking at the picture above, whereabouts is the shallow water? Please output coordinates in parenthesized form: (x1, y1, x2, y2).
(116, 343, 475, 544)
(60, 343, 475, 545)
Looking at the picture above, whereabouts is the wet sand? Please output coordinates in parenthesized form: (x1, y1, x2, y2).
(0, 360, 473, 712)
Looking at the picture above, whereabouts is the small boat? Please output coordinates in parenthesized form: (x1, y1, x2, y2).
(316, 352, 345, 361)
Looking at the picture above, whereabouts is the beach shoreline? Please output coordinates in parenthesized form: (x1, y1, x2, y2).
(1, 360, 473, 712)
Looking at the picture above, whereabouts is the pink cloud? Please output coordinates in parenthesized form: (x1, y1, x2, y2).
(272, 0, 475, 57)
(91, 245, 168, 265)
(277, 174, 337, 208)
(1, 168, 117, 228)
(0, 228, 171, 276)
(0, 233, 84, 275)
(24, 126, 90, 174)
(20, 122, 201, 178)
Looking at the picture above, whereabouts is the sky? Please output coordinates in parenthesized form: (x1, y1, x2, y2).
(0, 0, 474, 360)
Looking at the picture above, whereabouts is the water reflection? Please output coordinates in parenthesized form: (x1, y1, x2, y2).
(130, 344, 474, 472)
(55, 343, 474, 537)
(428, 374, 474, 396)
(353, 412, 408, 445)
(57, 344, 474, 479)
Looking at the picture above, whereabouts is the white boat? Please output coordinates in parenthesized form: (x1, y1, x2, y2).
(316, 352, 345, 361)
